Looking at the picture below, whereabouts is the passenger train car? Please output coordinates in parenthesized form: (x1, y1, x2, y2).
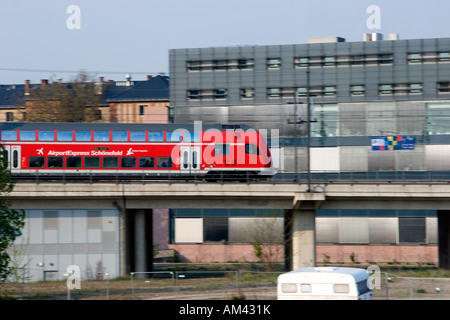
(0, 122, 277, 181)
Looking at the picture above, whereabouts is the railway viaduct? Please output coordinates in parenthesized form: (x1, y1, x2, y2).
(5, 181, 450, 275)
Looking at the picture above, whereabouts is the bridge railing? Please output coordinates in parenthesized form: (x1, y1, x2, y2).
(8, 170, 450, 185)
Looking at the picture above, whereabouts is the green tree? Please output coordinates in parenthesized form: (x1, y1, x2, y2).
(0, 146, 25, 282)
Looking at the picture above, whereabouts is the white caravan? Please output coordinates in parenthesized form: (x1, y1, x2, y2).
(277, 267, 372, 300)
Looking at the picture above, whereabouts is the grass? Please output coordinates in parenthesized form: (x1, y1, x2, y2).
(1, 263, 449, 300)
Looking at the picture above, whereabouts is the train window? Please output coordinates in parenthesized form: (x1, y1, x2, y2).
(139, 157, 154, 168)
(148, 132, 164, 142)
(121, 157, 136, 168)
(94, 131, 110, 141)
(1, 130, 18, 141)
(182, 151, 188, 169)
(184, 132, 200, 142)
(39, 131, 55, 141)
(214, 144, 230, 155)
(48, 157, 63, 168)
(112, 131, 128, 142)
(166, 132, 182, 142)
(12, 150, 18, 168)
(157, 157, 173, 168)
(85, 157, 100, 168)
(57, 131, 73, 141)
(20, 131, 36, 141)
(245, 143, 260, 155)
(103, 157, 118, 168)
(75, 131, 92, 141)
(192, 150, 198, 169)
(29, 156, 45, 168)
(130, 131, 146, 142)
(66, 157, 82, 168)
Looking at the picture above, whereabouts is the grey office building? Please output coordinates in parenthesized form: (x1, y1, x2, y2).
(170, 36, 450, 173)
(168, 36, 450, 261)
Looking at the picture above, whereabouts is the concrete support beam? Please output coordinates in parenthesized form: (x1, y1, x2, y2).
(291, 209, 316, 270)
(134, 210, 147, 275)
(438, 211, 450, 269)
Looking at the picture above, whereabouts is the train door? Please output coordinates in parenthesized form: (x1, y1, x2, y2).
(180, 146, 201, 173)
(3, 145, 21, 170)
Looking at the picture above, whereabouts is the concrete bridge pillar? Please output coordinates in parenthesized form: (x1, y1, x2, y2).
(134, 209, 147, 274)
(291, 209, 316, 270)
(126, 209, 153, 276)
(438, 211, 450, 269)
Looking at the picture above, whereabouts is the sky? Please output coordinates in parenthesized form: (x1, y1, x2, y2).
(0, 0, 449, 84)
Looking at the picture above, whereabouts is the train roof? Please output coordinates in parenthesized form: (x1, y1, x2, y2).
(0, 122, 254, 132)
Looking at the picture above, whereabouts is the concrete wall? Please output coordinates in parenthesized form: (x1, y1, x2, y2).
(9, 208, 120, 281)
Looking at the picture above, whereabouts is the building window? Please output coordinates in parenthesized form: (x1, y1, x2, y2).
(240, 88, 254, 99)
(408, 83, 423, 94)
(378, 54, 393, 64)
(6, 112, 13, 122)
(213, 89, 227, 99)
(437, 82, 450, 93)
(399, 217, 426, 243)
(187, 89, 228, 100)
(237, 59, 249, 69)
(187, 61, 201, 71)
(294, 54, 393, 68)
(139, 105, 146, 116)
(188, 59, 255, 71)
(323, 56, 336, 66)
(323, 86, 337, 96)
(203, 217, 228, 242)
(408, 53, 422, 63)
(379, 83, 422, 95)
(426, 103, 450, 135)
(379, 84, 393, 95)
(267, 58, 281, 69)
(187, 90, 200, 100)
(94, 109, 102, 121)
(350, 55, 364, 66)
(297, 87, 307, 97)
(350, 85, 365, 95)
(294, 57, 310, 67)
(438, 52, 450, 62)
(213, 60, 227, 70)
(267, 88, 281, 98)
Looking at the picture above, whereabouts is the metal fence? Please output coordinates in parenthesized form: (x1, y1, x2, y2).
(2, 270, 449, 300)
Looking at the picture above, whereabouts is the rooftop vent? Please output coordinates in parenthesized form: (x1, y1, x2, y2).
(363, 32, 383, 41)
(307, 36, 346, 44)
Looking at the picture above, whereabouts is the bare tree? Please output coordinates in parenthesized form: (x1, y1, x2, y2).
(26, 71, 105, 122)
(242, 216, 284, 271)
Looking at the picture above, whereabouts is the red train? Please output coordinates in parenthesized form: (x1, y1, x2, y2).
(0, 122, 277, 181)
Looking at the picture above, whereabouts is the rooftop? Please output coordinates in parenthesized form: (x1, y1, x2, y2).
(0, 74, 169, 108)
